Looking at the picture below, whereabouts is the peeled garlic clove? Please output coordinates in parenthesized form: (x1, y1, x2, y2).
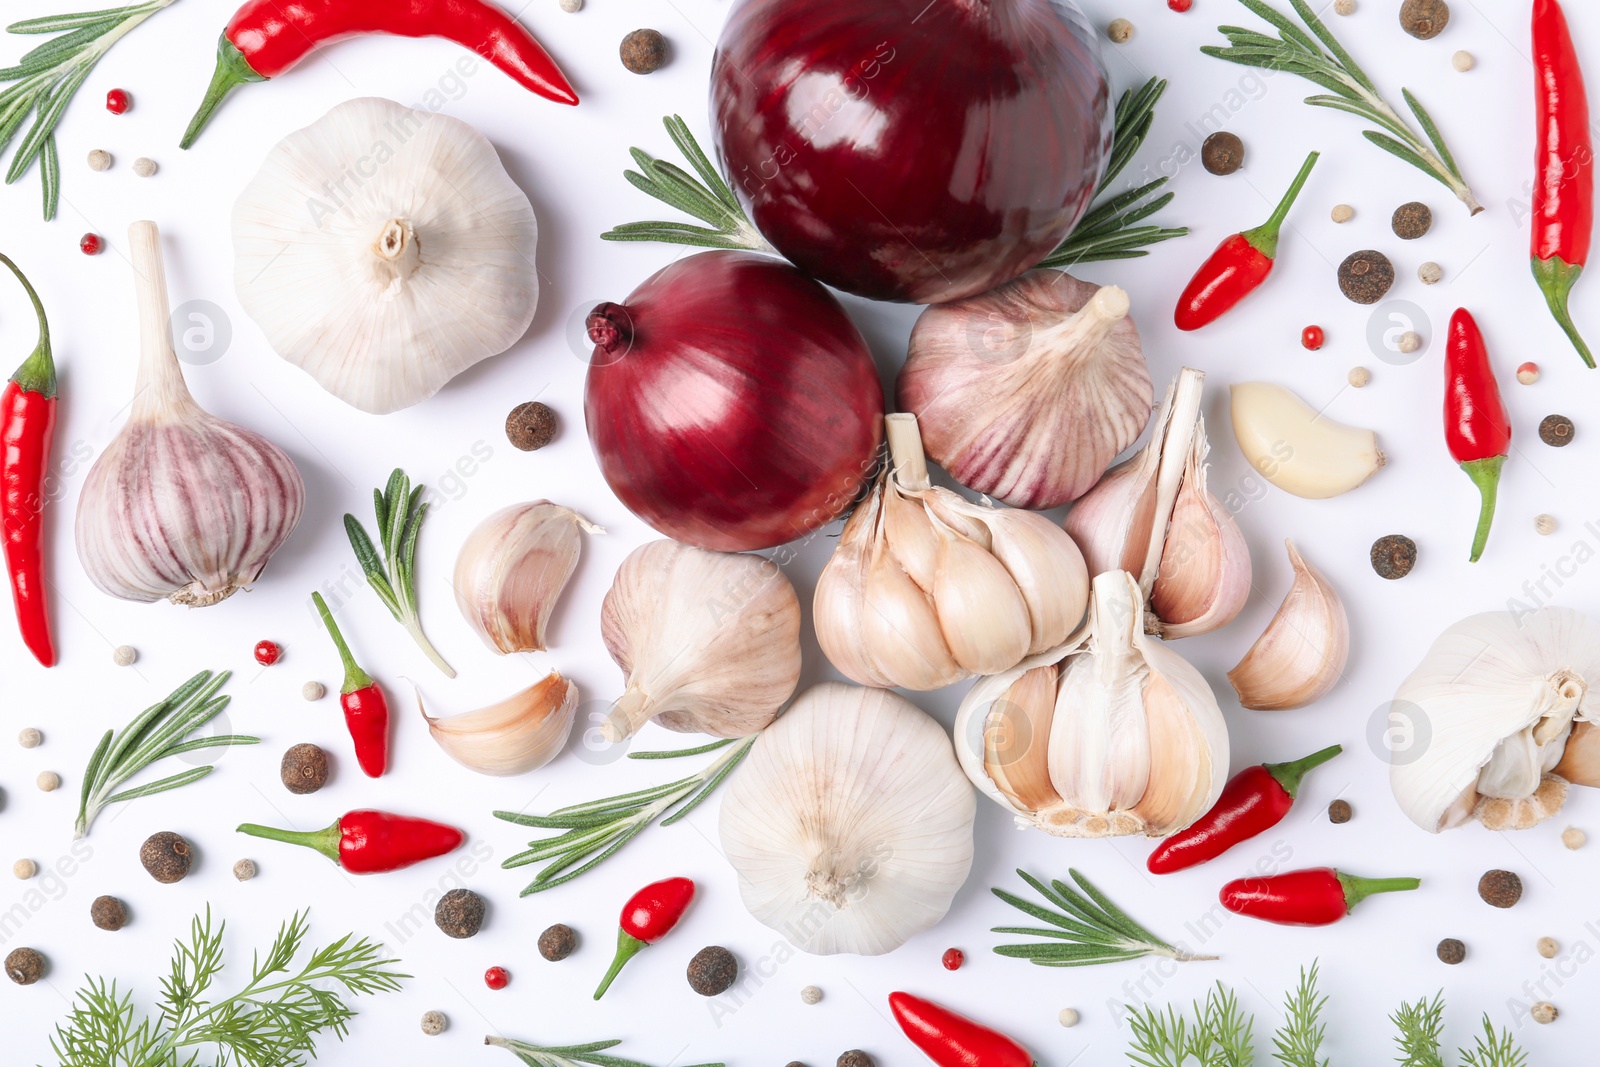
(931, 523, 1032, 674)
(419, 671, 578, 776)
(600, 540, 801, 742)
(453, 502, 602, 654)
(1226, 540, 1349, 710)
(1230, 381, 1385, 499)
(1148, 431, 1251, 639)
(983, 665, 1063, 815)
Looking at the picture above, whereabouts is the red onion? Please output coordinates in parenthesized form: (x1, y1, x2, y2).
(710, 0, 1111, 305)
(584, 251, 884, 551)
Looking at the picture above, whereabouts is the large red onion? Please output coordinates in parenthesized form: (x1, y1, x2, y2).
(710, 0, 1111, 305)
(585, 251, 884, 551)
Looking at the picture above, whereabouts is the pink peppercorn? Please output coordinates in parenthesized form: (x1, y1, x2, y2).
(79, 233, 103, 255)
(484, 966, 510, 990)
(1168, 0, 1193, 10)
(105, 89, 131, 114)
(253, 640, 281, 666)
(941, 948, 965, 971)
(1301, 325, 1325, 350)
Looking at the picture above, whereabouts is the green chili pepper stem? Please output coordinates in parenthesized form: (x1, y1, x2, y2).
(179, 34, 267, 150)
(1338, 871, 1421, 912)
(593, 929, 646, 999)
(1531, 255, 1593, 368)
(1460, 455, 1505, 563)
(0, 253, 54, 397)
(312, 591, 373, 693)
(1243, 151, 1320, 260)
(236, 818, 342, 865)
(1264, 744, 1343, 799)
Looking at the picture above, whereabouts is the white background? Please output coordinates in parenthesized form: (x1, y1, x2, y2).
(0, 0, 1596, 1063)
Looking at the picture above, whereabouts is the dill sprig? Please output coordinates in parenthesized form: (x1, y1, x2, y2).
(495, 736, 755, 895)
(991, 868, 1218, 967)
(1127, 984, 1254, 1067)
(487, 1034, 724, 1067)
(1271, 963, 1328, 1067)
(50, 909, 406, 1066)
(344, 468, 455, 678)
(1201, 0, 1480, 215)
(1393, 995, 1529, 1067)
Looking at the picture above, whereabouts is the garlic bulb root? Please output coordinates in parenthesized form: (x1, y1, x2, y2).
(1229, 381, 1385, 499)
(1227, 540, 1350, 710)
(419, 671, 578, 776)
(453, 501, 602, 654)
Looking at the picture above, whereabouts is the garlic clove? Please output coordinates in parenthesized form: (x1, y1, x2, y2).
(1229, 382, 1385, 499)
(1226, 540, 1349, 710)
(1148, 432, 1251, 638)
(453, 502, 602, 654)
(950, 500, 1088, 654)
(881, 480, 941, 592)
(1553, 721, 1600, 787)
(930, 522, 1032, 674)
(1130, 671, 1215, 835)
(420, 671, 578, 776)
(860, 548, 966, 690)
(983, 665, 1062, 815)
(1062, 456, 1161, 577)
(812, 492, 895, 688)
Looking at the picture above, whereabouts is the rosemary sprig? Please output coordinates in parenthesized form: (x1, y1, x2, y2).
(344, 468, 455, 677)
(486, 1034, 724, 1067)
(495, 736, 754, 895)
(1039, 77, 1189, 268)
(1271, 963, 1328, 1067)
(50, 908, 405, 1067)
(601, 115, 773, 252)
(1201, 0, 1481, 214)
(991, 868, 1218, 967)
(0, 0, 173, 220)
(74, 669, 257, 839)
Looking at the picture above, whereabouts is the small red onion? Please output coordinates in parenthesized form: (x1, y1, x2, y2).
(584, 251, 884, 551)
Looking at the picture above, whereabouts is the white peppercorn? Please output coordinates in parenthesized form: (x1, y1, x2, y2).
(421, 1010, 448, 1035)
(1107, 18, 1133, 43)
(12, 859, 35, 880)
(1398, 331, 1422, 354)
(301, 680, 326, 701)
(233, 858, 257, 881)
(113, 644, 137, 666)
(1059, 1008, 1081, 1027)
(36, 771, 59, 792)
(801, 985, 823, 1005)
(87, 149, 111, 171)
(17, 727, 40, 749)
(1532, 1002, 1558, 1025)
(132, 157, 157, 178)
(1452, 50, 1474, 72)
(1562, 826, 1586, 849)
(1418, 261, 1443, 285)
(559, 0, 582, 10)
(1334, 0, 1355, 12)
(1348, 366, 1372, 388)
(1537, 937, 1559, 959)
(1536, 514, 1558, 536)
(1331, 203, 1354, 223)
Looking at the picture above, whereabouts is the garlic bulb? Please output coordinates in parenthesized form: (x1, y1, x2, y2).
(454, 502, 602, 654)
(897, 272, 1153, 509)
(718, 683, 976, 956)
(233, 98, 538, 414)
(419, 671, 578, 776)
(600, 539, 801, 741)
(1391, 606, 1600, 832)
(76, 222, 305, 607)
(813, 413, 1089, 690)
(1227, 540, 1349, 711)
(953, 570, 1228, 838)
(1065, 368, 1250, 639)
(1230, 382, 1384, 499)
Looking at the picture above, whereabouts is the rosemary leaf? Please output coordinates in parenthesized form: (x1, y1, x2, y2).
(603, 115, 773, 252)
(992, 869, 1217, 967)
(343, 468, 455, 677)
(39, 129, 56, 218)
(487, 1033, 725, 1067)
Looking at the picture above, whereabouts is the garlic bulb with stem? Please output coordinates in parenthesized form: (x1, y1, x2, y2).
(953, 570, 1229, 838)
(418, 671, 578, 776)
(897, 271, 1153, 509)
(813, 412, 1089, 690)
(453, 502, 602, 654)
(232, 97, 539, 414)
(600, 539, 801, 742)
(1227, 540, 1349, 711)
(1391, 606, 1600, 832)
(1064, 367, 1250, 639)
(76, 221, 305, 607)
(718, 682, 976, 956)
(1230, 381, 1384, 499)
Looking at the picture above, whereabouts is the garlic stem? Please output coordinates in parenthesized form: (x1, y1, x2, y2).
(602, 687, 653, 743)
(1136, 367, 1205, 597)
(885, 413, 931, 491)
(128, 220, 199, 423)
(1032, 284, 1131, 356)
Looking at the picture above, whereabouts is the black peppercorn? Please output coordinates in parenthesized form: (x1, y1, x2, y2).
(1391, 201, 1432, 240)
(1400, 0, 1450, 39)
(1539, 414, 1575, 447)
(837, 1053, 875, 1067)
(1338, 250, 1396, 304)
(687, 945, 739, 996)
(1370, 534, 1418, 580)
(91, 894, 129, 931)
(434, 888, 486, 939)
(506, 401, 558, 451)
(5, 947, 43, 985)
(1328, 799, 1352, 824)
(140, 831, 193, 884)
(620, 29, 668, 74)
(785, 1062, 808, 1067)
(1479, 869, 1523, 909)
(1201, 132, 1245, 175)
(280, 742, 329, 795)
(1436, 937, 1466, 964)
(539, 923, 577, 961)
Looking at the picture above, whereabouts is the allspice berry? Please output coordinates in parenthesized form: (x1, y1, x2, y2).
(687, 945, 739, 996)
(1436, 938, 1466, 965)
(1328, 799, 1352, 823)
(1201, 132, 1245, 175)
(1391, 201, 1432, 240)
(1539, 414, 1575, 447)
(539, 922, 577, 961)
(5, 947, 44, 985)
(140, 831, 193, 884)
(1371, 534, 1418, 580)
(434, 888, 486, 939)
(837, 1053, 875, 1067)
(620, 29, 668, 74)
(91, 895, 129, 931)
(506, 401, 558, 451)
(280, 743, 329, 794)
(1400, 0, 1450, 40)
(1338, 249, 1395, 304)
(1478, 869, 1523, 909)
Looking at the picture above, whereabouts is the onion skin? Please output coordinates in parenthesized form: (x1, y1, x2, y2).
(711, 0, 1111, 304)
(584, 251, 884, 551)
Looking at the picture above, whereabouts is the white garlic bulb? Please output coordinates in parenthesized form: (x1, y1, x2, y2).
(1227, 540, 1349, 711)
(1392, 606, 1600, 832)
(1065, 368, 1250, 639)
(453, 502, 602, 654)
(76, 222, 305, 607)
(233, 98, 538, 414)
(953, 570, 1229, 838)
(600, 539, 801, 741)
(813, 413, 1089, 690)
(897, 272, 1153, 509)
(719, 683, 976, 956)
(1230, 382, 1384, 499)
(419, 671, 578, 776)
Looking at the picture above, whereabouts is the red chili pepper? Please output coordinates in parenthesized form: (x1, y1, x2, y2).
(1147, 744, 1342, 874)
(1531, 0, 1593, 367)
(889, 992, 1037, 1067)
(0, 255, 56, 668)
(235, 808, 464, 873)
(1174, 151, 1319, 331)
(594, 876, 695, 999)
(1443, 308, 1512, 562)
(312, 591, 389, 777)
(180, 0, 579, 149)
(1220, 867, 1420, 926)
